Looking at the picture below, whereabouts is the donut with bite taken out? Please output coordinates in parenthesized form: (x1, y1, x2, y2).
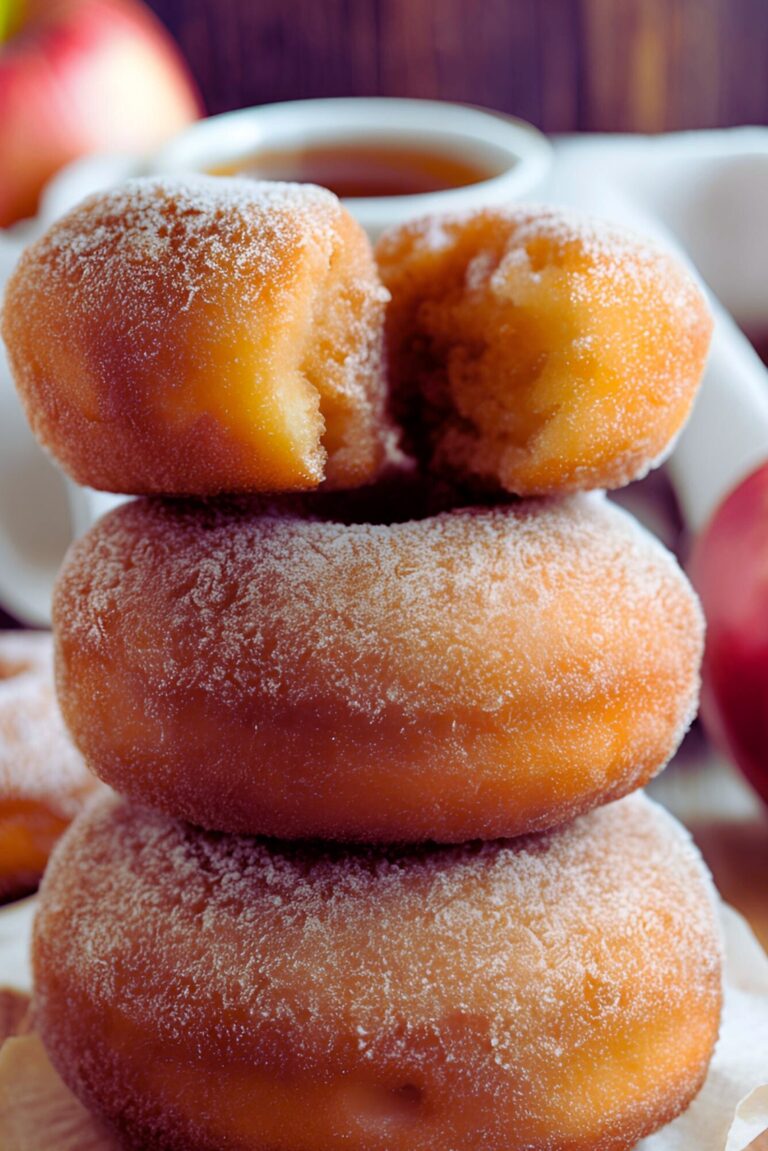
(376, 205, 712, 495)
(2, 176, 391, 495)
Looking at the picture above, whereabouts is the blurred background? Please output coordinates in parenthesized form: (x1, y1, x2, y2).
(148, 0, 768, 133)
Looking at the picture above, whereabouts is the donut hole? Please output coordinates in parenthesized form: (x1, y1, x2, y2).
(297, 467, 494, 526)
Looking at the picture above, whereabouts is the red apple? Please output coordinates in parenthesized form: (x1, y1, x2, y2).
(689, 459, 768, 804)
(0, 0, 202, 227)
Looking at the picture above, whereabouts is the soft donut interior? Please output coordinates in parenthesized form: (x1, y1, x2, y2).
(384, 219, 602, 486)
(153, 218, 386, 493)
(301, 227, 387, 489)
(152, 258, 328, 491)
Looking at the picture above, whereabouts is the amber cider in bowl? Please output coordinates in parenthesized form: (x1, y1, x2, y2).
(209, 140, 505, 199)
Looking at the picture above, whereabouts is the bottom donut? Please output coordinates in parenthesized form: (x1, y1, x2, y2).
(32, 792, 722, 1151)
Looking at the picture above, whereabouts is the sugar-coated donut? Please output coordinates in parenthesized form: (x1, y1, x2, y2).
(376, 206, 713, 495)
(2, 176, 390, 495)
(53, 483, 703, 842)
(33, 791, 722, 1151)
(0, 632, 98, 902)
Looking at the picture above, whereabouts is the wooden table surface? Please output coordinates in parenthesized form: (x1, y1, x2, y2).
(148, 0, 768, 133)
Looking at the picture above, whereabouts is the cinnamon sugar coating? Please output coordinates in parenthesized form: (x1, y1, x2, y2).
(32, 791, 722, 1151)
(376, 206, 713, 495)
(0, 632, 98, 902)
(53, 485, 703, 842)
(2, 176, 391, 495)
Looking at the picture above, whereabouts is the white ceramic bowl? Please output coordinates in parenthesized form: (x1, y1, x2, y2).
(150, 97, 552, 239)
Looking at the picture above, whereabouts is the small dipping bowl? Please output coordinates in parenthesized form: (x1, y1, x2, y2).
(149, 97, 552, 239)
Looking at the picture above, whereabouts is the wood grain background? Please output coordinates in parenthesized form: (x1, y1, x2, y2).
(147, 0, 768, 132)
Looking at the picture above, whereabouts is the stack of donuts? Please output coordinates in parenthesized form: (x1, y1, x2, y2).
(2, 176, 723, 1151)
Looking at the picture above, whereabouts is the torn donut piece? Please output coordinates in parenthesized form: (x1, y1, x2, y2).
(376, 205, 712, 495)
(2, 176, 391, 495)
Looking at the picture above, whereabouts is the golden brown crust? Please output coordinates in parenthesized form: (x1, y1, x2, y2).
(33, 791, 722, 1151)
(53, 486, 703, 842)
(0, 632, 98, 902)
(2, 177, 390, 496)
(376, 206, 713, 495)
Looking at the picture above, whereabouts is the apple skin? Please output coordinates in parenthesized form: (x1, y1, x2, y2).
(0, 0, 203, 226)
(689, 459, 768, 804)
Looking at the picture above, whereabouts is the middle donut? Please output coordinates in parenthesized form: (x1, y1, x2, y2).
(53, 482, 703, 842)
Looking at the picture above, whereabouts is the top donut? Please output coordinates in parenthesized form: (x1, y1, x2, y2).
(2, 178, 712, 497)
(2, 176, 391, 495)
